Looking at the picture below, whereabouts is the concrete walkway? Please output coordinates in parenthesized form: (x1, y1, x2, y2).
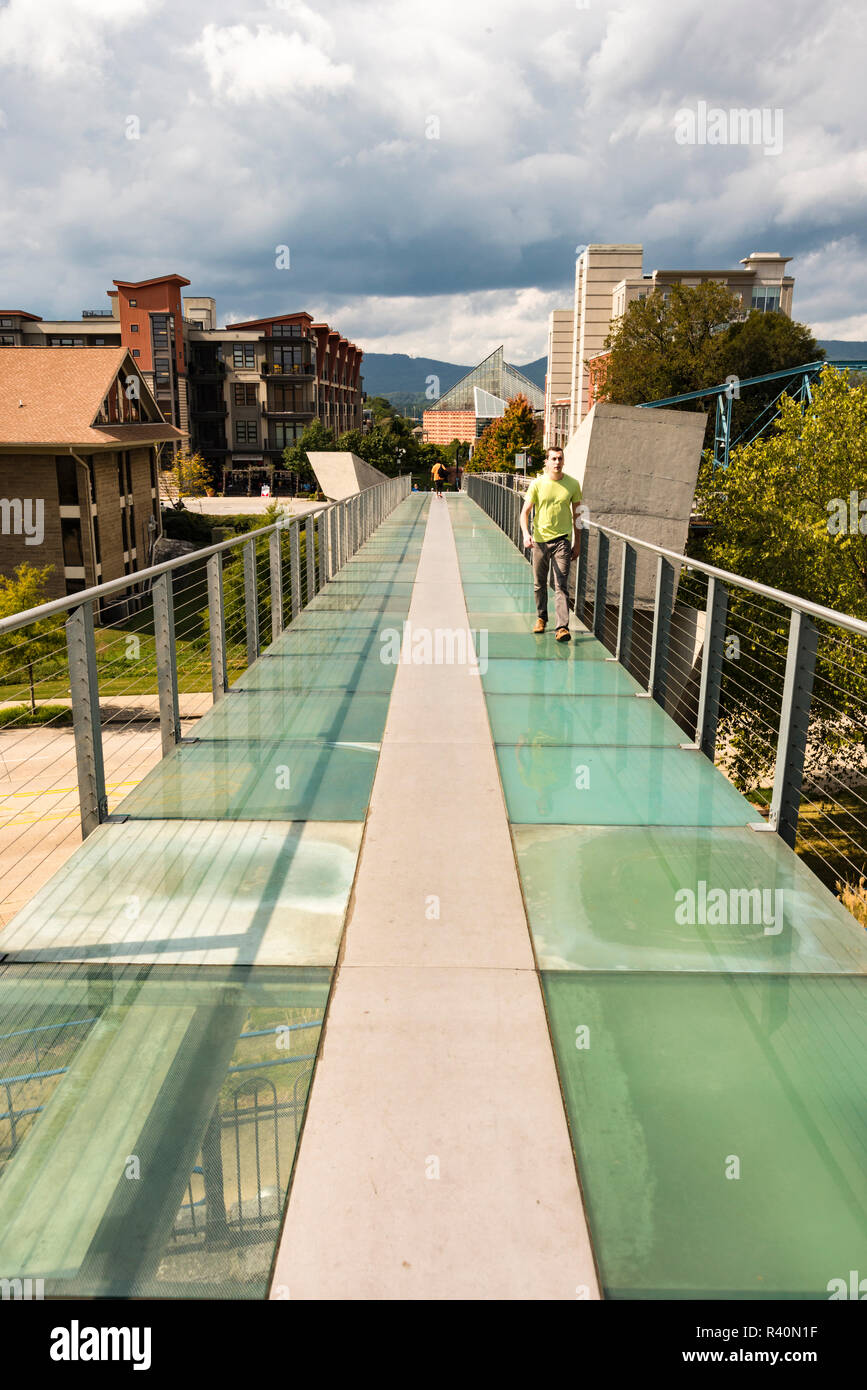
(271, 497, 600, 1299)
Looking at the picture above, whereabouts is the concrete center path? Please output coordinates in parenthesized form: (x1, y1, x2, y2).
(271, 497, 600, 1299)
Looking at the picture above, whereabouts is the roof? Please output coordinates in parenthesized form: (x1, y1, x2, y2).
(0, 347, 184, 449)
(113, 274, 191, 290)
(232, 311, 314, 329)
(0, 311, 43, 321)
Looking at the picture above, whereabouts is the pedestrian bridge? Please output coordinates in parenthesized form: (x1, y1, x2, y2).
(0, 483, 865, 1300)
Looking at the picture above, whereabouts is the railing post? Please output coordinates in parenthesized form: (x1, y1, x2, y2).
(290, 520, 302, 618)
(767, 610, 818, 847)
(647, 556, 675, 705)
(243, 539, 259, 667)
(615, 541, 636, 667)
(318, 511, 327, 588)
(269, 527, 284, 641)
(306, 515, 316, 599)
(574, 527, 589, 627)
(153, 572, 181, 756)
(593, 529, 609, 641)
(207, 552, 228, 703)
(66, 601, 108, 837)
(694, 576, 728, 758)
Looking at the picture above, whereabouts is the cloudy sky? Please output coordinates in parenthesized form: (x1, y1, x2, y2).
(0, 0, 865, 369)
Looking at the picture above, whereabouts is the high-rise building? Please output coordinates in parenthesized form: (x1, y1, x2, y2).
(543, 247, 796, 445)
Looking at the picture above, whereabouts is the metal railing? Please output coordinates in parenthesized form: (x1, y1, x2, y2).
(465, 472, 867, 919)
(0, 475, 409, 924)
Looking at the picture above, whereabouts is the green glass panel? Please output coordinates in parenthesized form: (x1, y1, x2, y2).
(542, 971, 867, 1298)
(496, 744, 762, 825)
(482, 658, 639, 695)
(0, 960, 330, 1298)
(195, 689, 391, 743)
(304, 593, 411, 613)
(486, 692, 684, 747)
(2, 819, 362, 967)
(479, 632, 608, 661)
(120, 740, 379, 821)
(234, 653, 396, 693)
(515, 824, 867, 974)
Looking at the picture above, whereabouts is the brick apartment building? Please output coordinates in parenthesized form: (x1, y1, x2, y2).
(0, 276, 364, 493)
(0, 347, 182, 605)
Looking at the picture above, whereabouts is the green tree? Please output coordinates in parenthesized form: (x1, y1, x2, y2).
(0, 564, 66, 712)
(282, 421, 335, 487)
(688, 366, 867, 793)
(161, 449, 211, 508)
(465, 394, 543, 473)
(601, 283, 824, 449)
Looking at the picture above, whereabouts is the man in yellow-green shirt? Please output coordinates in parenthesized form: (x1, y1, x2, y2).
(520, 447, 583, 641)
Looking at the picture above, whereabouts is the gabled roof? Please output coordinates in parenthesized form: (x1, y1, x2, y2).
(0, 347, 184, 449)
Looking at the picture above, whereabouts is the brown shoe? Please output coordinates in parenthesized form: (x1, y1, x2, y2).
(555, 626, 571, 642)
(533, 618, 546, 634)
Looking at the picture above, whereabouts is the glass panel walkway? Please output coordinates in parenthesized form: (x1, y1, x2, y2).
(1, 489, 865, 1299)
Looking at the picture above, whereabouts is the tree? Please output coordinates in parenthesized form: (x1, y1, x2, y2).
(688, 366, 867, 793)
(0, 564, 66, 712)
(160, 449, 211, 508)
(465, 394, 543, 473)
(282, 421, 335, 487)
(601, 283, 823, 448)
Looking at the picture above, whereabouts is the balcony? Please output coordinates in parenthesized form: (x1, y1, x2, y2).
(261, 361, 315, 380)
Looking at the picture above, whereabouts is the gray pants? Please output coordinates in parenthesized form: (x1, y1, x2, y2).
(532, 534, 572, 628)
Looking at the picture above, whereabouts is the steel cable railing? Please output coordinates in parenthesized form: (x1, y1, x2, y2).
(465, 471, 867, 926)
(0, 474, 410, 927)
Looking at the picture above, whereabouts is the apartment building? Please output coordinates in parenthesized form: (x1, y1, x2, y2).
(543, 246, 796, 445)
(0, 276, 364, 493)
(0, 347, 182, 604)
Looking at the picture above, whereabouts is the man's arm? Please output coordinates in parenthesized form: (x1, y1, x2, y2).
(520, 489, 535, 549)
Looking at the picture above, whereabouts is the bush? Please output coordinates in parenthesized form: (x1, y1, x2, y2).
(0, 703, 74, 728)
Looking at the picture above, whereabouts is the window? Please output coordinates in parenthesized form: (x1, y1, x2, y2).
(233, 344, 256, 370)
(61, 518, 84, 568)
(0, 317, 12, 327)
(132, 348, 140, 358)
(94, 338, 106, 346)
(130, 323, 139, 333)
(129, 299, 137, 307)
(55, 457, 79, 507)
(233, 382, 258, 406)
(49, 336, 84, 347)
(235, 419, 258, 443)
(269, 422, 302, 447)
(0, 335, 14, 345)
(751, 286, 781, 313)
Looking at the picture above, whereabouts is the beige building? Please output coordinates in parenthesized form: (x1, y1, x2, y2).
(0, 347, 182, 607)
(543, 246, 796, 446)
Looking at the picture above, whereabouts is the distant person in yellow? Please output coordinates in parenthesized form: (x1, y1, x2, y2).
(520, 447, 582, 642)
(431, 460, 447, 497)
